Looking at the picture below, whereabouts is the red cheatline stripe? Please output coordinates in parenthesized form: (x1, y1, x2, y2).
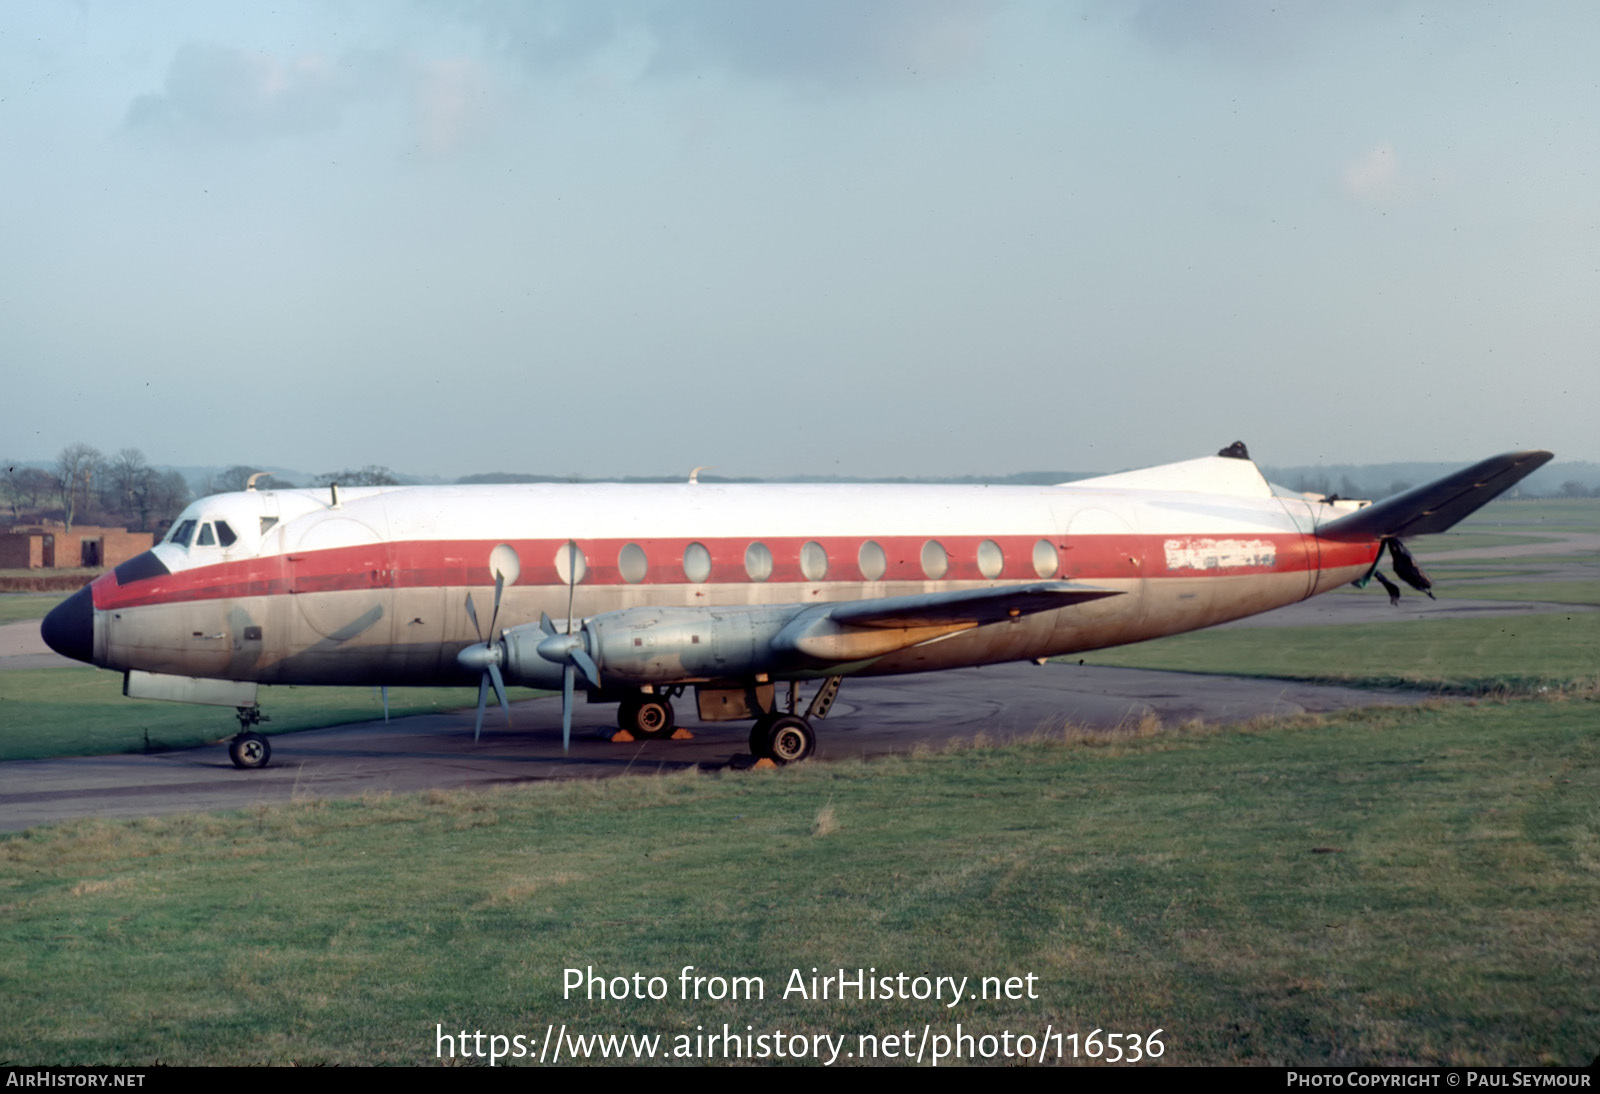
(93, 533, 1379, 611)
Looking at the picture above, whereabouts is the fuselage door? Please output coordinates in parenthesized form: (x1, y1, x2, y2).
(287, 514, 396, 665)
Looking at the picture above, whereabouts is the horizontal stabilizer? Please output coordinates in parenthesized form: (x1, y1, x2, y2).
(1317, 450, 1553, 541)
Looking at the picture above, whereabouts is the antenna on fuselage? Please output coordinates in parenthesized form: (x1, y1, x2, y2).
(688, 466, 714, 484)
(245, 472, 270, 492)
(329, 483, 340, 508)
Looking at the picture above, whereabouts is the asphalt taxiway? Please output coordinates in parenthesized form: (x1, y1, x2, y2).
(0, 658, 1436, 833)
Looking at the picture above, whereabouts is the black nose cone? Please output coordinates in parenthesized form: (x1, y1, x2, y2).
(41, 585, 95, 665)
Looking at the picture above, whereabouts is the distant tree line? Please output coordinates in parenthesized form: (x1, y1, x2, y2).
(2, 446, 404, 535)
(4, 446, 191, 534)
(198, 464, 402, 493)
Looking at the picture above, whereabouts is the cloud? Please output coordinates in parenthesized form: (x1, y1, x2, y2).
(453, 0, 1000, 86)
(1124, 0, 1396, 66)
(125, 42, 364, 142)
(646, 1, 998, 82)
(411, 57, 497, 157)
(124, 43, 497, 156)
(1341, 142, 1402, 206)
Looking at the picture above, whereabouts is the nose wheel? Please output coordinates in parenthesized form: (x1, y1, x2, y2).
(229, 706, 272, 769)
(228, 732, 271, 769)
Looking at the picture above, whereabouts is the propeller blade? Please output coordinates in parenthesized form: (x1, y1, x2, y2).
(565, 540, 578, 635)
(562, 663, 575, 753)
(464, 547, 520, 743)
(572, 645, 601, 691)
(381, 685, 389, 725)
(540, 611, 556, 637)
(473, 674, 489, 742)
(488, 662, 511, 726)
(488, 569, 506, 638)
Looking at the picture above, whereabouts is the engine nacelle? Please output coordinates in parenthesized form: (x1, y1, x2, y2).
(499, 604, 807, 688)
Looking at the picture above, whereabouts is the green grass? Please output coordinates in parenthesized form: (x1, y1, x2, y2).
(0, 668, 541, 762)
(0, 595, 67, 624)
(1412, 532, 1559, 553)
(0, 568, 100, 579)
(1, 696, 1595, 1065)
(1411, 567, 1544, 581)
(1457, 498, 1600, 525)
(1080, 612, 1600, 694)
(1435, 582, 1600, 606)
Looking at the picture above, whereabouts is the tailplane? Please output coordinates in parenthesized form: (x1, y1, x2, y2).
(1317, 450, 1553, 541)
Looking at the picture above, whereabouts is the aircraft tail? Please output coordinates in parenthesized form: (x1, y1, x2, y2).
(1316, 450, 1553, 541)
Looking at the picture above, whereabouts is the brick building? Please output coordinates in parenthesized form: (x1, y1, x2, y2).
(0, 525, 154, 570)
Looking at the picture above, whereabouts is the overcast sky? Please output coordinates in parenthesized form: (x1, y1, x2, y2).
(4, 1, 1595, 479)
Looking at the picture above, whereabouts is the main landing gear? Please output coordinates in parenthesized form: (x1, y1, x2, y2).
(618, 694, 676, 739)
(749, 714, 816, 764)
(229, 705, 272, 770)
(746, 675, 842, 765)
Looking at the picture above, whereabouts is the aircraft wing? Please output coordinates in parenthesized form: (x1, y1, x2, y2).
(823, 582, 1122, 628)
(1316, 450, 1554, 541)
(773, 582, 1122, 661)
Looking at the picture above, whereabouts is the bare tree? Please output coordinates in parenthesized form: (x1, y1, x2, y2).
(2, 464, 27, 520)
(146, 471, 192, 529)
(101, 449, 155, 528)
(53, 443, 103, 533)
(9, 467, 57, 518)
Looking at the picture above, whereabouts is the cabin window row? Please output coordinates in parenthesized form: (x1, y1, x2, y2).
(555, 539, 1061, 584)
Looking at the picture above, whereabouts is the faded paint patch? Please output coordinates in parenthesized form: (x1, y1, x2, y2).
(1163, 538, 1277, 572)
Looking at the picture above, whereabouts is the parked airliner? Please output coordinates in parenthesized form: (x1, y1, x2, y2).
(40, 445, 1551, 768)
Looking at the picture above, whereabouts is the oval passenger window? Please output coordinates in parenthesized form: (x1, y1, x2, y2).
(683, 542, 712, 583)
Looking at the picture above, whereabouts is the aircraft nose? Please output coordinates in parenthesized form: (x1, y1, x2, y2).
(41, 585, 95, 665)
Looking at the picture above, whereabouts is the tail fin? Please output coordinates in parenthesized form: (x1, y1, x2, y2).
(1317, 450, 1553, 541)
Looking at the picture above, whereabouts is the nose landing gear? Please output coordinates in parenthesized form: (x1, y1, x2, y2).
(229, 705, 272, 769)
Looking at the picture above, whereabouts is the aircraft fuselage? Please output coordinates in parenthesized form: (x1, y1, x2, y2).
(63, 475, 1377, 689)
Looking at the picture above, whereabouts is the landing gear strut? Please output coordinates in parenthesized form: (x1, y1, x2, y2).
(229, 706, 272, 770)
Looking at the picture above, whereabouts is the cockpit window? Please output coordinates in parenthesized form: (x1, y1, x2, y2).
(197, 523, 216, 547)
(169, 520, 197, 547)
(215, 521, 238, 547)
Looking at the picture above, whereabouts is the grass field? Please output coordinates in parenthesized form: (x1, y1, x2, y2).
(1080, 611, 1599, 693)
(1449, 498, 1600, 525)
(0, 594, 68, 624)
(1436, 581, 1600, 606)
(1, 695, 1595, 1065)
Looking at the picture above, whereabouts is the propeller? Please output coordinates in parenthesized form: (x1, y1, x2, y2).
(458, 545, 521, 742)
(536, 540, 601, 752)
